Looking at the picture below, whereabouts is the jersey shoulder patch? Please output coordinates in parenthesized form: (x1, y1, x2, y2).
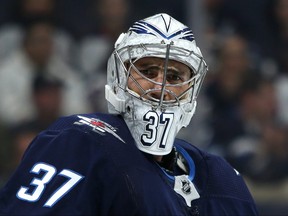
(47, 113, 127, 144)
(73, 115, 125, 143)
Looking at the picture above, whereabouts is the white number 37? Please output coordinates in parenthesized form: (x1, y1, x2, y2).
(17, 162, 84, 207)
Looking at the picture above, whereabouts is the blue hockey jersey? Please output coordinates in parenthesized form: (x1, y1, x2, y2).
(0, 113, 258, 215)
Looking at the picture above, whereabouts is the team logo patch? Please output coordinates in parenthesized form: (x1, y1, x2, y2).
(74, 115, 125, 143)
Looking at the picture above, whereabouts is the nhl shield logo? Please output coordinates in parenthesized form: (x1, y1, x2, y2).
(181, 179, 191, 194)
(174, 175, 200, 207)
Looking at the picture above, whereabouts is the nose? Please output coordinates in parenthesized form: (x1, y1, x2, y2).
(149, 73, 169, 101)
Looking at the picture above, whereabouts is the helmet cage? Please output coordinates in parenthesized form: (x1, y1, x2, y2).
(112, 42, 207, 111)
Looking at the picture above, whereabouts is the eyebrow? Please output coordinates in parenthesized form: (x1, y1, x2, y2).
(134, 60, 193, 77)
(137, 64, 185, 73)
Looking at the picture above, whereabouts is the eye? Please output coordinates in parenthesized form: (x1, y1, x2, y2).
(166, 70, 186, 84)
(166, 73, 182, 83)
(139, 68, 158, 79)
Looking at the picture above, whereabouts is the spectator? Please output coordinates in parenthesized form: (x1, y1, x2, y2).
(78, 0, 132, 76)
(10, 73, 63, 167)
(78, 0, 132, 112)
(0, 0, 74, 64)
(264, 0, 288, 124)
(227, 76, 281, 182)
(204, 34, 257, 155)
(259, 0, 288, 72)
(0, 20, 90, 127)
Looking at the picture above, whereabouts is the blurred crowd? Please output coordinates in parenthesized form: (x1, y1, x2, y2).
(0, 0, 287, 214)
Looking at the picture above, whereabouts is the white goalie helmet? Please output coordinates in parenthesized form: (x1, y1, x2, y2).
(105, 13, 208, 155)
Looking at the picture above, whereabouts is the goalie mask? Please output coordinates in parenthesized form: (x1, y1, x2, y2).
(105, 13, 208, 155)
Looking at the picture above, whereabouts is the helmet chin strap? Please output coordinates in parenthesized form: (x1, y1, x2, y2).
(105, 84, 126, 113)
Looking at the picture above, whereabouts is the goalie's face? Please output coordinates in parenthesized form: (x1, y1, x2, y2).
(127, 57, 193, 103)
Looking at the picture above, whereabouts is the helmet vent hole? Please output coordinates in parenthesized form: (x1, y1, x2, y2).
(127, 106, 131, 113)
